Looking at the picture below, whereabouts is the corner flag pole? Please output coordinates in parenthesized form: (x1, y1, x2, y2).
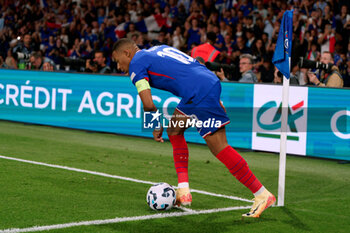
(277, 58, 291, 207)
(271, 10, 294, 207)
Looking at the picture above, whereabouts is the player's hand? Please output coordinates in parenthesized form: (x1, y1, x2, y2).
(153, 127, 164, 143)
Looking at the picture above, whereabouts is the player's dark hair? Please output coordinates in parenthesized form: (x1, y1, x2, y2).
(112, 38, 136, 52)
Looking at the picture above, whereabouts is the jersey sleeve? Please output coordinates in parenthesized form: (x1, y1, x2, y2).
(129, 57, 150, 86)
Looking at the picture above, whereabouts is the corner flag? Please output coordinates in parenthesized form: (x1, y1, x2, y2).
(272, 10, 293, 79)
(272, 10, 294, 207)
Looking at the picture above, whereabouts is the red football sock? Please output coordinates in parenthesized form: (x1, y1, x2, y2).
(216, 146, 262, 194)
(169, 135, 189, 184)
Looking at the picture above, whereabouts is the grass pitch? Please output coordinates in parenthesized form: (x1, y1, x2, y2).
(0, 121, 349, 233)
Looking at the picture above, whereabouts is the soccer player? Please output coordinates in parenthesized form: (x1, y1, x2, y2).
(112, 38, 275, 218)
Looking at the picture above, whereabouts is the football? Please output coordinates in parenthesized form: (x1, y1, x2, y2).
(146, 183, 176, 211)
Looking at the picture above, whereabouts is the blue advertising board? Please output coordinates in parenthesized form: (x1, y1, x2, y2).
(0, 70, 349, 160)
(306, 87, 350, 160)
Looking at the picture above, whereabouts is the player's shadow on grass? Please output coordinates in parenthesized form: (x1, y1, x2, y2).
(236, 207, 310, 231)
(280, 207, 311, 231)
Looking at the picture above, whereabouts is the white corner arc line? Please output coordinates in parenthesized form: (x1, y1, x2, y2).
(0, 155, 154, 185)
(0, 154, 252, 203)
(0, 206, 252, 233)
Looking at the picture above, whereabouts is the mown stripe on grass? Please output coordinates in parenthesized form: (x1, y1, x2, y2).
(0, 155, 253, 203)
(0, 206, 252, 233)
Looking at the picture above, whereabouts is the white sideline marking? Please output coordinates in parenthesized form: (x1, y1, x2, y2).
(0, 155, 253, 203)
(174, 206, 194, 212)
(0, 206, 252, 233)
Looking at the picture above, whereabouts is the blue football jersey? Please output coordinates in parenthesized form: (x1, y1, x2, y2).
(129, 45, 219, 104)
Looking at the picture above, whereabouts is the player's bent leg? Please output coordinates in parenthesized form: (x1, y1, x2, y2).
(205, 127, 275, 217)
(167, 109, 192, 206)
(203, 126, 229, 155)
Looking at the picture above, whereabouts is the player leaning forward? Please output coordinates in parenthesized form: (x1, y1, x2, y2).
(112, 39, 275, 218)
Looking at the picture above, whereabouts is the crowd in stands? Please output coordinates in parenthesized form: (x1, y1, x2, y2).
(0, 0, 349, 87)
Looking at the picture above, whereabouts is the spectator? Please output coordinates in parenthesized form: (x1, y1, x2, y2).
(187, 6, 204, 23)
(239, 0, 253, 16)
(306, 51, 343, 87)
(232, 36, 250, 63)
(274, 67, 300, 85)
(313, 0, 328, 11)
(44, 35, 56, 59)
(335, 5, 350, 26)
(219, 21, 228, 38)
(0, 0, 347, 84)
(320, 4, 335, 29)
(261, 32, 269, 47)
(169, 0, 179, 18)
(83, 25, 98, 46)
(274, 67, 283, 84)
(50, 38, 65, 68)
(264, 12, 274, 40)
(190, 32, 220, 63)
(4, 49, 17, 69)
(126, 23, 141, 40)
(29, 51, 56, 71)
(59, 27, 69, 46)
(13, 33, 33, 57)
(135, 34, 149, 50)
(172, 26, 185, 50)
(85, 51, 111, 74)
(178, 0, 191, 14)
(80, 39, 93, 59)
(31, 32, 41, 51)
(207, 11, 219, 26)
(68, 38, 82, 58)
(0, 55, 5, 68)
(239, 54, 257, 83)
(235, 23, 244, 39)
(12, 34, 34, 69)
(222, 9, 237, 27)
(306, 41, 321, 61)
(185, 18, 201, 50)
(258, 60, 274, 83)
(251, 38, 266, 63)
(221, 34, 235, 64)
(318, 23, 336, 53)
(254, 0, 268, 19)
(213, 25, 224, 51)
(254, 17, 265, 37)
(245, 29, 256, 48)
(177, 3, 188, 24)
(243, 15, 256, 32)
(336, 52, 349, 87)
(127, 2, 137, 24)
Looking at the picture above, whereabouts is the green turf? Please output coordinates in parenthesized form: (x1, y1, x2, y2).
(0, 121, 349, 233)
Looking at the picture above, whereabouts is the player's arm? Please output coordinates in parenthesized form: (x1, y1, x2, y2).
(137, 81, 156, 111)
(137, 80, 164, 143)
